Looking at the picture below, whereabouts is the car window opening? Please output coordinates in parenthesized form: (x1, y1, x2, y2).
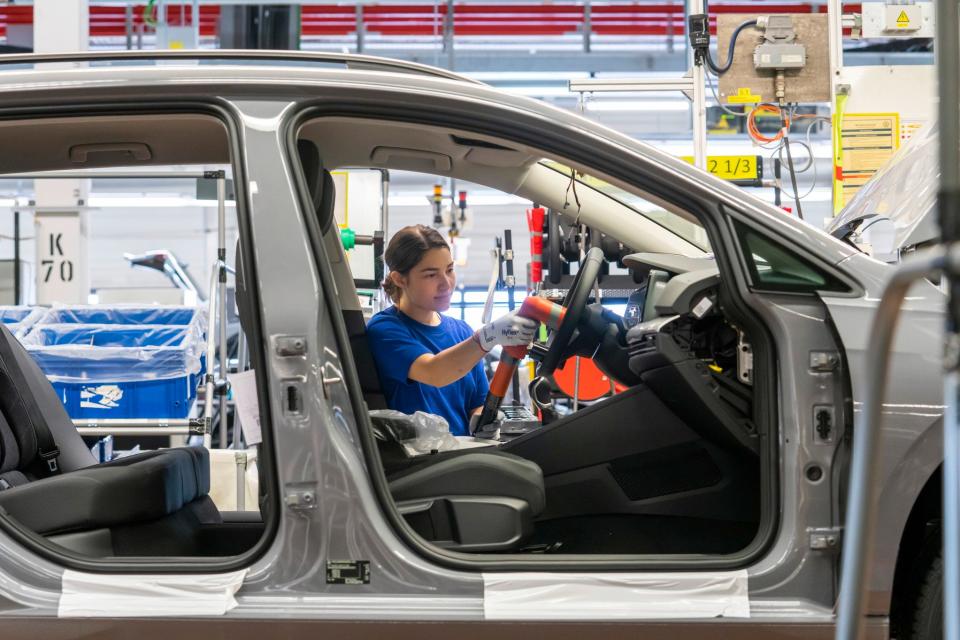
(296, 117, 769, 562)
(0, 112, 273, 566)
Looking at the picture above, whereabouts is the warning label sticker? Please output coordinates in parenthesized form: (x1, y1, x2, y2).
(726, 87, 762, 105)
(838, 113, 900, 207)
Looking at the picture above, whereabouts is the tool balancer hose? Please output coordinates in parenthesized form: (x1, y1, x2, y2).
(707, 19, 758, 75)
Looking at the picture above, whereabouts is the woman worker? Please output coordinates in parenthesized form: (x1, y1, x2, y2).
(366, 225, 539, 436)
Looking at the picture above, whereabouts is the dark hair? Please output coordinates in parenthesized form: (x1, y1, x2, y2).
(382, 225, 450, 302)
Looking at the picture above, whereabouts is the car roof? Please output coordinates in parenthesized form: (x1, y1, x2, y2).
(0, 50, 858, 265)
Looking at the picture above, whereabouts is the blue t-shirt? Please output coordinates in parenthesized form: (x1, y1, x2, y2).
(366, 306, 489, 436)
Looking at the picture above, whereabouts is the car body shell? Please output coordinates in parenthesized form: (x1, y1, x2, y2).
(0, 57, 943, 638)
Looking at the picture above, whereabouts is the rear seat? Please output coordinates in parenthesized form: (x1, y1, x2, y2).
(0, 447, 209, 535)
(0, 323, 217, 555)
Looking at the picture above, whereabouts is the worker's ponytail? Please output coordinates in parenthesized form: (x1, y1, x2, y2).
(382, 225, 449, 303)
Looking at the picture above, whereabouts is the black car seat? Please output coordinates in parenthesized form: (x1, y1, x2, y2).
(235, 147, 546, 551)
(0, 323, 216, 556)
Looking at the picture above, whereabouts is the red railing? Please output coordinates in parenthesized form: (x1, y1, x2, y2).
(0, 3, 860, 41)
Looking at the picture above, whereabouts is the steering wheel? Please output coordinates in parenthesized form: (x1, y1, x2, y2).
(538, 246, 604, 377)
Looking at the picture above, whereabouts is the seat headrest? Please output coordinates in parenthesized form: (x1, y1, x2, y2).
(234, 238, 254, 340)
(296, 139, 336, 233)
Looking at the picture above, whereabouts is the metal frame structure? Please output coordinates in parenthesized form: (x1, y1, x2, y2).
(566, 0, 710, 171)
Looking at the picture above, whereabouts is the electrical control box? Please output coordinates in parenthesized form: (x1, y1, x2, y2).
(861, 2, 934, 37)
(717, 14, 830, 105)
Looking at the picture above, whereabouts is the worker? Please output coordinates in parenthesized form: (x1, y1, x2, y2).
(367, 225, 538, 436)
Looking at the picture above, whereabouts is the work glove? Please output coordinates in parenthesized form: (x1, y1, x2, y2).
(473, 310, 539, 352)
(469, 410, 506, 433)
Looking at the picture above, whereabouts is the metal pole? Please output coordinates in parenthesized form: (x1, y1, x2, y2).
(13, 210, 19, 305)
(355, 3, 364, 53)
(235, 451, 247, 511)
(689, 0, 707, 169)
(445, 0, 455, 70)
(0, 171, 211, 180)
(73, 417, 205, 429)
(233, 330, 247, 450)
(125, 4, 133, 50)
(203, 262, 218, 450)
(582, 0, 592, 54)
(946, 369, 960, 640)
(218, 174, 228, 449)
(504, 229, 520, 403)
(834, 249, 949, 640)
(192, 0, 200, 48)
(76, 427, 196, 437)
(573, 356, 581, 412)
(938, 1, 960, 639)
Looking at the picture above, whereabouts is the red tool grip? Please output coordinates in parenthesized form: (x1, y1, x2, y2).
(526, 207, 545, 286)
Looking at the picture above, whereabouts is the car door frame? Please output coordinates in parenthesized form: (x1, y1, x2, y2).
(281, 90, 785, 575)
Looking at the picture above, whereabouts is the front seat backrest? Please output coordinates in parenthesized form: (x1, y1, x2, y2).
(297, 139, 336, 234)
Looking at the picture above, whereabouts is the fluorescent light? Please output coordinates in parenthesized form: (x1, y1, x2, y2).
(389, 194, 530, 207)
(87, 197, 236, 208)
(585, 100, 690, 112)
(498, 85, 580, 97)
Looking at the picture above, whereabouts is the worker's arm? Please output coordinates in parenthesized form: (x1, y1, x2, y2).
(407, 310, 539, 387)
(407, 336, 485, 387)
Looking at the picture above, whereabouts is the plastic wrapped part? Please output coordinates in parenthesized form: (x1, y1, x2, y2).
(21, 324, 203, 383)
(828, 119, 938, 252)
(0, 306, 44, 337)
(39, 304, 206, 328)
(368, 409, 459, 456)
(482, 570, 750, 620)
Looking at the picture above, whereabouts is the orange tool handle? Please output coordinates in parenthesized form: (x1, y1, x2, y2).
(486, 297, 566, 399)
(475, 296, 568, 431)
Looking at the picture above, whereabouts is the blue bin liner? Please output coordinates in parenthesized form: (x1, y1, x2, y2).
(22, 323, 204, 419)
(36, 304, 207, 400)
(40, 306, 200, 327)
(0, 306, 44, 338)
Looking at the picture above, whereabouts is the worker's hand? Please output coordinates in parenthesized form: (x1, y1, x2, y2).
(473, 310, 539, 352)
(469, 410, 506, 435)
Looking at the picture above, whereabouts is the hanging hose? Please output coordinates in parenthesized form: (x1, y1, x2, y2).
(747, 104, 789, 144)
(781, 110, 805, 220)
(705, 19, 758, 76)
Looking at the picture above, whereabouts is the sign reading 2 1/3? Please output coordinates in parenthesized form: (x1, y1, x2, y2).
(42, 232, 74, 283)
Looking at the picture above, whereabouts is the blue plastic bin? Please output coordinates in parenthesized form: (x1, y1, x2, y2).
(36, 305, 207, 403)
(23, 322, 204, 419)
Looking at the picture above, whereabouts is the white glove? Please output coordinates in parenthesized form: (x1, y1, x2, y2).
(474, 310, 539, 352)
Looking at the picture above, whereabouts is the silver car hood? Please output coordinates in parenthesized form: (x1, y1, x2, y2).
(828, 118, 939, 251)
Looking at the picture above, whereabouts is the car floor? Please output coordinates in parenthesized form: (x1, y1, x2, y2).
(523, 514, 758, 555)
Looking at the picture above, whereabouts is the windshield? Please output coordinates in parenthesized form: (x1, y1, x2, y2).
(541, 162, 711, 252)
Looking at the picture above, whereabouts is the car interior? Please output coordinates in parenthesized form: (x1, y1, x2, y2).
(296, 116, 766, 557)
(0, 110, 766, 563)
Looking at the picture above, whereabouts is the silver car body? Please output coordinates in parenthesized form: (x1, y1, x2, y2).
(0, 56, 943, 638)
